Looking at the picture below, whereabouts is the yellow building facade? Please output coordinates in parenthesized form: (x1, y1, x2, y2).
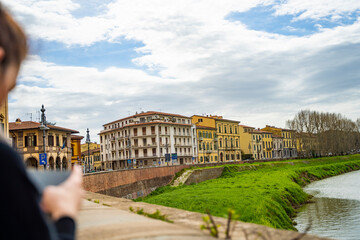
(192, 115, 241, 162)
(81, 142, 100, 153)
(215, 117, 241, 162)
(296, 133, 319, 158)
(239, 125, 255, 159)
(71, 135, 83, 166)
(82, 148, 101, 172)
(262, 131, 273, 159)
(261, 125, 297, 158)
(9, 119, 79, 170)
(249, 130, 263, 160)
(196, 125, 218, 163)
(0, 97, 9, 139)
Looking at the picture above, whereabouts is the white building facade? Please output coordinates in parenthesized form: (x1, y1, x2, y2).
(100, 111, 197, 170)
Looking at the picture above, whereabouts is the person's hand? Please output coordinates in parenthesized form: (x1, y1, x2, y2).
(41, 165, 84, 221)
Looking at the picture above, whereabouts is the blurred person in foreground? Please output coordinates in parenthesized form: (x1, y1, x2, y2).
(0, 3, 83, 240)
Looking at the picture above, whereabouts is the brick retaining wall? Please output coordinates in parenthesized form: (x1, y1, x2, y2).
(83, 158, 294, 198)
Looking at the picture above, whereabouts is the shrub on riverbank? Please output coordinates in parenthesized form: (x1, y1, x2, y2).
(137, 155, 360, 230)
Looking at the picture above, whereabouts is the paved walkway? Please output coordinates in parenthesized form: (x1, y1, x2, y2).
(77, 198, 211, 240)
(77, 192, 331, 240)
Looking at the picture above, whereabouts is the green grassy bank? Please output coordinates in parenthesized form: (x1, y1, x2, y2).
(136, 155, 360, 230)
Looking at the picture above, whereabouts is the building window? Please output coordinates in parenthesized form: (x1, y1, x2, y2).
(27, 135, 36, 147)
(62, 137, 67, 148)
(198, 118, 203, 122)
(56, 135, 60, 146)
(48, 135, 54, 146)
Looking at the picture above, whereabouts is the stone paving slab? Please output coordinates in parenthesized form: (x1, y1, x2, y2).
(80, 192, 332, 240)
(77, 199, 212, 240)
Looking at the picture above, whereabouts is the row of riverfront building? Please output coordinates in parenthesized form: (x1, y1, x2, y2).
(99, 111, 299, 170)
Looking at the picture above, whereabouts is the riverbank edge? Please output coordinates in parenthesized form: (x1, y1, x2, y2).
(288, 161, 360, 228)
(218, 159, 360, 230)
(139, 157, 360, 231)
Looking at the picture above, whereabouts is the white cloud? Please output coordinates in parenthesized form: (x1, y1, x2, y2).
(3, 0, 360, 140)
(273, 0, 360, 21)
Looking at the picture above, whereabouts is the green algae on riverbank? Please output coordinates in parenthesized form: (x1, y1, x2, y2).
(136, 155, 360, 230)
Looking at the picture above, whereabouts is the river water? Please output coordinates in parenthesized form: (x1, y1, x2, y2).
(295, 170, 360, 240)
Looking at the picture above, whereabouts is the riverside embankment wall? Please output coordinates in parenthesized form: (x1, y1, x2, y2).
(84, 162, 231, 198)
(83, 158, 296, 199)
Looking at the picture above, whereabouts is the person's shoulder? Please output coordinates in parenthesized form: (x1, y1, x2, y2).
(0, 141, 24, 169)
(0, 141, 19, 158)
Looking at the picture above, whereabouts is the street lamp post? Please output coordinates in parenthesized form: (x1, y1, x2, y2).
(39, 105, 49, 170)
(86, 128, 91, 173)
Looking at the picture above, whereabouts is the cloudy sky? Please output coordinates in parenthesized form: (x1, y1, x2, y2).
(3, 0, 360, 142)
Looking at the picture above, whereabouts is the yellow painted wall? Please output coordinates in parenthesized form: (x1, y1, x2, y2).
(83, 149, 101, 171)
(216, 120, 241, 161)
(0, 97, 9, 138)
(191, 115, 216, 128)
(71, 137, 83, 165)
(196, 128, 218, 163)
(81, 142, 100, 152)
(239, 125, 254, 155)
(262, 132, 273, 159)
(249, 132, 263, 160)
(10, 128, 72, 169)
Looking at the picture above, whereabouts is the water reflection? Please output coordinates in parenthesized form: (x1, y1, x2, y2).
(295, 170, 360, 240)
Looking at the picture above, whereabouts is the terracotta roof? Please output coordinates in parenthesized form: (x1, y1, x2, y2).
(281, 128, 295, 132)
(9, 121, 79, 133)
(71, 135, 84, 140)
(196, 125, 217, 130)
(239, 124, 255, 129)
(264, 125, 294, 132)
(272, 135, 283, 138)
(191, 115, 223, 120)
(81, 148, 100, 156)
(215, 118, 240, 123)
(104, 111, 190, 126)
(99, 121, 191, 134)
(192, 114, 240, 123)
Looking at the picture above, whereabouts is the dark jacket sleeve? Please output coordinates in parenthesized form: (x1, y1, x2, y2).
(0, 142, 75, 240)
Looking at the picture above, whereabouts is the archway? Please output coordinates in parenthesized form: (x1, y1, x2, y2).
(62, 157, 67, 170)
(26, 157, 38, 169)
(49, 157, 54, 170)
(56, 157, 61, 170)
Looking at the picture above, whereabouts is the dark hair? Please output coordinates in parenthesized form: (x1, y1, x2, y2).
(0, 3, 28, 71)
